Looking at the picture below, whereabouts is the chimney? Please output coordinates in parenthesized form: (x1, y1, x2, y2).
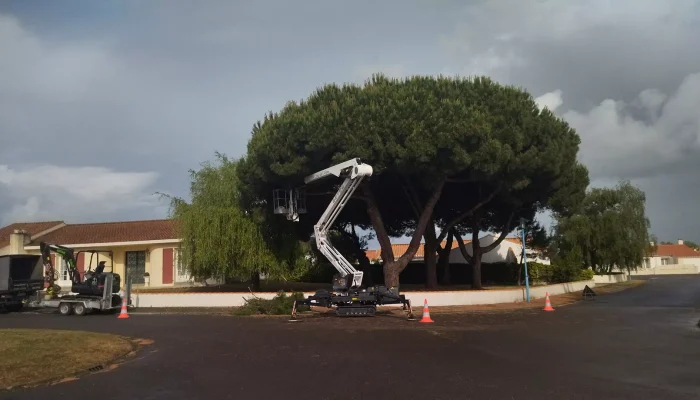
(9, 229, 30, 254)
(678, 239, 684, 245)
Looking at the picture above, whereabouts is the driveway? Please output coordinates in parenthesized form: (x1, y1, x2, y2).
(1, 276, 699, 400)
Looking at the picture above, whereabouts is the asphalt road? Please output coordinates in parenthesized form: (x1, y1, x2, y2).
(1, 276, 699, 400)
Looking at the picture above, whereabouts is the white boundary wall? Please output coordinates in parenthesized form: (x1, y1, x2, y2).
(131, 280, 595, 308)
(629, 264, 700, 276)
(593, 274, 629, 284)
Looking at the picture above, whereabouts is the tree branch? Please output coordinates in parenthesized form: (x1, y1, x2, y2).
(453, 229, 473, 263)
(437, 228, 453, 258)
(396, 179, 447, 265)
(362, 184, 395, 263)
(446, 178, 475, 183)
(436, 183, 503, 243)
(402, 178, 423, 219)
(481, 213, 516, 253)
(306, 191, 370, 202)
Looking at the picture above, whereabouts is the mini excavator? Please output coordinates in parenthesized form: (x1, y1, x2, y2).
(273, 158, 414, 319)
(40, 242, 121, 296)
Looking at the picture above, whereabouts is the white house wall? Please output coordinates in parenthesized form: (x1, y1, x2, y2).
(677, 257, 700, 267)
(447, 234, 549, 265)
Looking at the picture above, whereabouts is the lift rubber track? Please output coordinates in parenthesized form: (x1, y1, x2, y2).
(336, 305, 376, 317)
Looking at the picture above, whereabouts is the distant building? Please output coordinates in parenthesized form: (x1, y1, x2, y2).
(643, 239, 700, 269)
(365, 234, 549, 265)
(0, 219, 190, 288)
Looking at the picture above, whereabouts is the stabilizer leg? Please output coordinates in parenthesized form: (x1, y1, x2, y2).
(405, 299, 416, 321)
(288, 300, 300, 322)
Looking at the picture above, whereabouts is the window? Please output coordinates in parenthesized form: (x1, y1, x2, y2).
(125, 251, 147, 284)
(58, 256, 70, 281)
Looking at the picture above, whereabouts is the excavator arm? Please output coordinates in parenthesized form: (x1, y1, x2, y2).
(40, 242, 81, 285)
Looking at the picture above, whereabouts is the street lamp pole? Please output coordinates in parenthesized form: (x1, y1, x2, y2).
(521, 218, 531, 302)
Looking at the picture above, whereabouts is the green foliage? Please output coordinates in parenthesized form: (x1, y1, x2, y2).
(578, 268, 595, 281)
(526, 261, 591, 284)
(162, 153, 312, 283)
(232, 291, 309, 316)
(237, 73, 589, 286)
(550, 180, 650, 274)
(684, 241, 699, 250)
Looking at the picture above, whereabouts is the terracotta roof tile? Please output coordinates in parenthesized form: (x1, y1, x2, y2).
(29, 219, 179, 245)
(364, 239, 474, 262)
(0, 221, 65, 247)
(654, 244, 700, 258)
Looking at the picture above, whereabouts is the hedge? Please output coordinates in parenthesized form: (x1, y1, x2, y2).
(300, 260, 594, 286)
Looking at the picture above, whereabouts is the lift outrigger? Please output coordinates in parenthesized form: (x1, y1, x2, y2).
(273, 158, 415, 320)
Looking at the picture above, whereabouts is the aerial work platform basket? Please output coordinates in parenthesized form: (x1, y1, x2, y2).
(273, 188, 307, 221)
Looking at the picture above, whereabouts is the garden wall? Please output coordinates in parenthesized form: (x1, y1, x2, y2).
(130, 279, 595, 308)
(593, 274, 629, 284)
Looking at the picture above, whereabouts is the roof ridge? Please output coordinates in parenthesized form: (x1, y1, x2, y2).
(6, 220, 64, 225)
(62, 219, 172, 227)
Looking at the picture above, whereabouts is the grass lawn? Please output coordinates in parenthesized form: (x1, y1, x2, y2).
(0, 329, 136, 390)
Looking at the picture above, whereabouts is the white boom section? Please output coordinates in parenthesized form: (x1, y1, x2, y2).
(304, 158, 372, 289)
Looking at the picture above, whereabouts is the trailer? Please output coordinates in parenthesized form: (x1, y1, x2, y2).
(39, 273, 123, 316)
(0, 254, 44, 313)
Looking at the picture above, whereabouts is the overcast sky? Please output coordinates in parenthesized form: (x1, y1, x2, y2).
(1, 0, 699, 245)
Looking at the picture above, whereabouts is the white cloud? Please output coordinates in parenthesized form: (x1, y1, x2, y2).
(534, 90, 563, 112)
(0, 164, 161, 225)
(551, 72, 700, 180)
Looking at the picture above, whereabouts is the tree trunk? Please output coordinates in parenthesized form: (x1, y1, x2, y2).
(357, 251, 375, 286)
(471, 230, 483, 290)
(374, 180, 446, 288)
(439, 229, 455, 286)
(517, 251, 524, 286)
(362, 185, 396, 267)
(342, 223, 375, 287)
(424, 221, 439, 289)
(470, 213, 514, 290)
(250, 272, 261, 291)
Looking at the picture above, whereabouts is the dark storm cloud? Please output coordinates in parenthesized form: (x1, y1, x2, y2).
(1, 0, 699, 243)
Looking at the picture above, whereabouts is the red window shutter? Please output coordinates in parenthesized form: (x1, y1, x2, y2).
(77, 252, 85, 276)
(162, 248, 174, 284)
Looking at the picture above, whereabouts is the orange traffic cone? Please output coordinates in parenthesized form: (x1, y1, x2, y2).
(543, 292, 555, 311)
(419, 298, 434, 323)
(117, 297, 129, 319)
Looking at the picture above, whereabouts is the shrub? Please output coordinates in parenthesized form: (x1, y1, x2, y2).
(577, 268, 595, 281)
(233, 291, 310, 316)
(525, 262, 555, 284)
(526, 262, 593, 284)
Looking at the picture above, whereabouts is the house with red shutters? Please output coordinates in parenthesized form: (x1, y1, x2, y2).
(0, 219, 189, 288)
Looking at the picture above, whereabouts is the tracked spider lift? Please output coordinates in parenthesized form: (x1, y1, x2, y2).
(274, 158, 414, 320)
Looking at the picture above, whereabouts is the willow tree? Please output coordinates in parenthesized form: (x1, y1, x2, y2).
(550, 180, 650, 274)
(164, 152, 311, 289)
(238, 74, 586, 288)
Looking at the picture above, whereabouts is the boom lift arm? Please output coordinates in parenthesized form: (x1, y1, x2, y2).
(278, 158, 414, 319)
(304, 158, 372, 290)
